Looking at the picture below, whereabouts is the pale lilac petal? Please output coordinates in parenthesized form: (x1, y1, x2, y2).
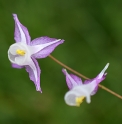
(84, 79, 94, 84)
(25, 57, 42, 92)
(11, 63, 23, 69)
(82, 80, 98, 97)
(30, 36, 64, 58)
(13, 14, 31, 45)
(96, 74, 107, 84)
(84, 78, 104, 95)
(84, 75, 106, 85)
(84, 63, 109, 95)
(90, 86, 98, 95)
(90, 74, 107, 95)
(91, 63, 109, 85)
(31, 36, 59, 45)
(70, 74, 83, 85)
(97, 63, 109, 79)
(62, 69, 78, 90)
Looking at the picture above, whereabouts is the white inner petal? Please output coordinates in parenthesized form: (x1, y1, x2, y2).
(8, 52, 17, 62)
(9, 46, 20, 55)
(64, 91, 80, 106)
(72, 85, 92, 103)
(9, 43, 23, 55)
(65, 85, 92, 105)
(8, 42, 31, 66)
(8, 42, 38, 81)
(85, 95, 91, 103)
(83, 80, 96, 94)
(29, 39, 61, 55)
(15, 56, 25, 65)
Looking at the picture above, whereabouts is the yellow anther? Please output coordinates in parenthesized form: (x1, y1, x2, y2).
(76, 96, 85, 106)
(16, 49, 25, 56)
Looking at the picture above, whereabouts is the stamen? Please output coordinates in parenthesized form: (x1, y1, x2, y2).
(16, 49, 25, 56)
(76, 96, 85, 106)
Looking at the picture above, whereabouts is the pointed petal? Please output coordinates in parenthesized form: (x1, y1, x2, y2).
(70, 74, 83, 85)
(82, 80, 97, 95)
(13, 14, 31, 45)
(84, 63, 109, 95)
(90, 86, 98, 95)
(84, 78, 94, 84)
(84, 79, 99, 95)
(97, 63, 109, 80)
(30, 36, 64, 58)
(62, 69, 79, 90)
(25, 57, 42, 92)
(91, 63, 109, 86)
(11, 63, 23, 69)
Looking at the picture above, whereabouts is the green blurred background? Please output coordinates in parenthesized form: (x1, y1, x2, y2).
(0, 0, 122, 123)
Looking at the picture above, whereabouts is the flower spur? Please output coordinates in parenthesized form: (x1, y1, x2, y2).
(62, 63, 109, 106)
(8, 14, 64, 92)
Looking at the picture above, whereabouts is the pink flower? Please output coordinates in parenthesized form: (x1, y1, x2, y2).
(8, 14, 64, 92)
(62, 63, 109, 106)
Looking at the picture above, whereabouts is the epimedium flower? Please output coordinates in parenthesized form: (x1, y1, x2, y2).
(62, 63, 109, 106)
(8, 14, 64, 93)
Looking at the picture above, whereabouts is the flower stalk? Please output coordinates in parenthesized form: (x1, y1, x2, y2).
(49, 55, 122, 99)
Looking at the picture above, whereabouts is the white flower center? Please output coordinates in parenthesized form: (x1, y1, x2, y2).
(64, 84, 93, 106)
(8, 42, 30, 66)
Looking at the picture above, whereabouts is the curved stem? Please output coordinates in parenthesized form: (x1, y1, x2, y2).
(49, 55, 122, 99)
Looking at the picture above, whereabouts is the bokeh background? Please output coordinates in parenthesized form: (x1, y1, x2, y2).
(0, 0, 122, 123)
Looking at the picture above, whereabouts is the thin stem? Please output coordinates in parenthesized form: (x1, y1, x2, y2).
(49, 55, 122, 99)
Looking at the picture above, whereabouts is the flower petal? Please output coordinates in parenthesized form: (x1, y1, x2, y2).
(84, 63, 109, 95)
(15, 56, 25, 65)
(13, 14, 31, 45)
(84, 79, 99, 95)
(30, 36, 64, 58)
(97, 63, 109, 80)
(65, 85, 91, 105)
(90, 86, 98, 95)
(25, 57, 42, 92)
(11, 63, 23, 69)
(84, 79, 98, 96)
(70, 74, 83, 85)
(82, 80, 97, 95)
(73, 82, 96, 103)
(64, 90, 80, 106)
(62, 69, 79, 90)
